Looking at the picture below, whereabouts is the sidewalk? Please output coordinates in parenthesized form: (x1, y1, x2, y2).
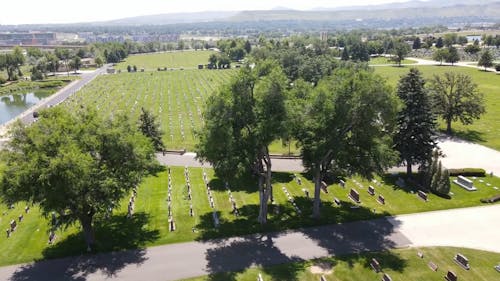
(0, 204, 498, 281)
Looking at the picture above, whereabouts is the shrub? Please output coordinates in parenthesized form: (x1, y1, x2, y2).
(0, 76, 6, 85)
(495, 64, 500, 72)
(447, 168, 486, 177)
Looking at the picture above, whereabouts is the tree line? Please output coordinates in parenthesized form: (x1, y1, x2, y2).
(196, 51, 485, 223)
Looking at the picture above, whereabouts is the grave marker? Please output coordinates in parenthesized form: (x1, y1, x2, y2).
(334, 197, 341, 206)
(453, 176, 477, 191)
(428, 261, 438, 271)
(382, 273, 392, 281)
(368, 185, 375, 196)
(417, 190, 428, 202)
(370, 258, 381, 273)
(321, 181, 329, 193)
(339, 179, 345, 188)
(377, 195, 385, 205)
(454, 253, 470, 270)
(444, 270, 457, 281)
(348, 188, 361, 204)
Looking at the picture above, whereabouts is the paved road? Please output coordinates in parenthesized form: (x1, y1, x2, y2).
(157, 135, 500, 175)
(0, 204, 498, 281)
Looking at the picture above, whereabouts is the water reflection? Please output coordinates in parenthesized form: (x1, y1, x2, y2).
(0, 90, 53, 125)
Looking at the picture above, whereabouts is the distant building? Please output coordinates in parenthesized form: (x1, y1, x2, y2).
(0, 32, 56, 45)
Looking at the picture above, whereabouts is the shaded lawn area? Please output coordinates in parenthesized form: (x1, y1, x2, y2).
(374, 65, 500, 151)
(181, 247, 500, 281)
(0, 166, 498, 266)
(369, 57, 417, 65)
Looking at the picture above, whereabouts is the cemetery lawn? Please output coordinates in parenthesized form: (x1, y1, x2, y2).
(369, 57, 416, 65)
(115, 50, 216, 71)
(63, 69, 235, 151)
(0, 166, 499, 266)
(181, 247, 500, 281)
(374, 65, 500, 151)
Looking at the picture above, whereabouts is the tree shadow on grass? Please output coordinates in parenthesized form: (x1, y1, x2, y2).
(9, 212, 159, 281)
(442, 128, 485, 143)
(204, 233, 305, 281)
(195, 195, 408, 280)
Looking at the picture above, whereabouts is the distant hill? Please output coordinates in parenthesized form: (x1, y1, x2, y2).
(99, 0, 500, 26)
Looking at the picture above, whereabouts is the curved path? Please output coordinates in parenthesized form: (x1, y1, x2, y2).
(0, 204, 498, 281)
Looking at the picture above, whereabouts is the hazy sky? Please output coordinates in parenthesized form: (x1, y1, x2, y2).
(0, 0, 415, 25)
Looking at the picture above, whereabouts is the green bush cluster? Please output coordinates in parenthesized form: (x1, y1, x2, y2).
(447, 168, 486, 177)
(425, 150, 451, 196)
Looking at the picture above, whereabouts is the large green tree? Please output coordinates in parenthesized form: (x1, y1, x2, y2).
(196, 63, 288, 224)
(139, 107, 165, 152)
(393, 68, 438, 177)
(0, 47, 25, 81)
(390, 41, 411, 67)
(0, 107, 157, 249)
(478, 50, 494, 71)
(293, 67, 398, 218)
(429, 72, 486, 134)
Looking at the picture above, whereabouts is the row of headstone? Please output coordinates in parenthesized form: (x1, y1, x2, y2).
(125, 186, 138, 219)
(185, 166, 193, 202)
(281, 186, 302, 214)
(225, 182, 239, 216)
(202, 169, 220, 228)
(167, 167, 176, 231)
(201, 169, 215, 209)
(6, 205, 33, 239)
(370, 258, 393, 281)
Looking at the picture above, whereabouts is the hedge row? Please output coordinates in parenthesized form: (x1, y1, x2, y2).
(447, 168, 486, 177)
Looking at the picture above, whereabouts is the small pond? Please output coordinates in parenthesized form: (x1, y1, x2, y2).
(0, 90, 53, 125)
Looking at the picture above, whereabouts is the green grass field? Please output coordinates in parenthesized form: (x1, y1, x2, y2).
(369, 57, 417, 65)
(64, 69, 235, 150)
(182, 247, 500, 281)
(0, 165, 498, 266)
(116, 50, 216, 71)
(374, 65, 500, 150)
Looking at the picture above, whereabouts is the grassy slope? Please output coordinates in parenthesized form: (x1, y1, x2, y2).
(0, 166, 498, 266)
(182, 247, 500, 281)
(374, 65, 500, 150)
(115, 51, 216, 71)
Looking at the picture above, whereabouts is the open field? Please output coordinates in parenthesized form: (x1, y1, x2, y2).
(64, 69, 234, 150)
(369, 57, 416, 65)
(0, 165, 498, 266)
(374, 65, 500, 150)
(115, 51, 216, 71)
(182, 247, 500, 281)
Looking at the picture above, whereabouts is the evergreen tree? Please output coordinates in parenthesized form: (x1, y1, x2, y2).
(341, 47, 350, 61)
(435, 37, 444, 48)
(437, 168, 451, 196)
(394, 68, 438, 177)
(413, 37, 421, 49)
(430, 161, 442, 192)
(138, 107, 165, 152)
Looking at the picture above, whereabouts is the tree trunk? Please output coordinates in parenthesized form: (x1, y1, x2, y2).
(257, 175, 268, 224)
(80, 214, 95, 250)
(406, 159, 412, 178)
(312, 167, 322, 219)
(446, 119, 452, 135)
